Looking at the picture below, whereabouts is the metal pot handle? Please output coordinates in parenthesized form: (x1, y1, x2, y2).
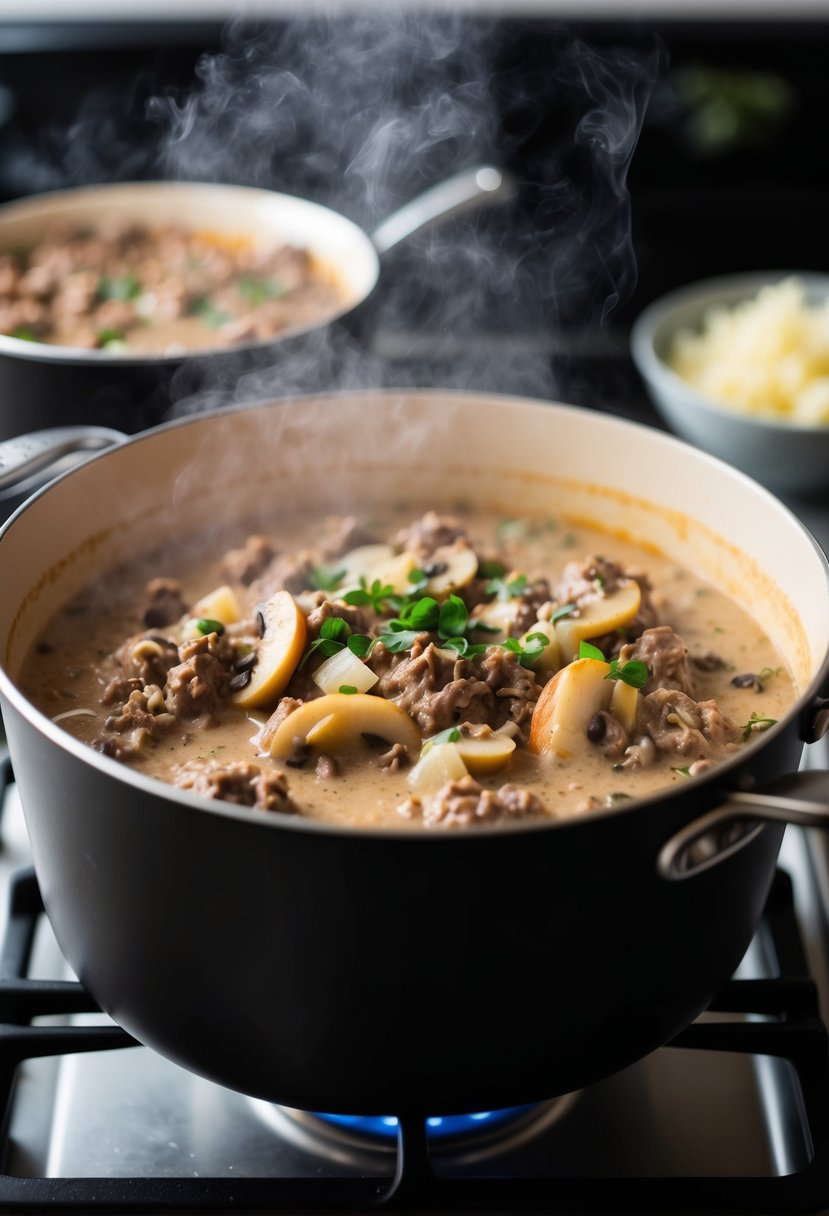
(658, 769, 829, 881)
(369, 165, 517, 256)
(0, 426, 125, 496)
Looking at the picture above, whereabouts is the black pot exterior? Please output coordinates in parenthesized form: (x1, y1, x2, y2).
(0, 317, 372, 442)
(1, 693, 793, 1116)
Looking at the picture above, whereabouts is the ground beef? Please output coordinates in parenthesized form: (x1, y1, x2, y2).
(259, 696, 304, 751)
(618, 626, 697, 697)
(219, 534, 276, 586)
(164, 634, 233, 721)
(113, 633, 181, 687)
(304, 599, 372, 641)
(100, 675, 143, 706)
(369, 639, 539, 738)
(393, 511, 470, 560)
(96, 685, 176, 758)
(142, 578, 187, 629)
(637, 688, 741, 759)
(399, 775, 546, 827)
(174, 760, 298, 813)
(510, 578, 554, 636)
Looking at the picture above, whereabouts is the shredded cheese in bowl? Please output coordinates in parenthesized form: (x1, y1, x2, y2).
(667, 277, 829, 425)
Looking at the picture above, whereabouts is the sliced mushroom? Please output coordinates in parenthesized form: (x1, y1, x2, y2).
(425, 542, 478, 597)
(339, 543, 395, 583)
(268, 693, 421, 759)
(529, 657, 613, 759)
(454, 733, 516, 775)
(231, 590, 307, 710)
(554, 581, 642, 662)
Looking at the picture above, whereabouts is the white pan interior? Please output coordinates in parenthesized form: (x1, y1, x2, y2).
(0, 181, 379, 362)
(1, 391, 827, 702)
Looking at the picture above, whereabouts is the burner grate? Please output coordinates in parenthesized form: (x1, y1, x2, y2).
(0, 866, 824, 1213)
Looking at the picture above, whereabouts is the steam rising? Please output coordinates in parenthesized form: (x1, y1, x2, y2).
(10, 15, 664, 411)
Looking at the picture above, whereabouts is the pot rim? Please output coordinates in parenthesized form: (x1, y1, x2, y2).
(0, 179, 379, 366)
(2, 387, 827, 842)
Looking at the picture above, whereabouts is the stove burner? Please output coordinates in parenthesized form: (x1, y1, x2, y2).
(314, 1106, 538, 1141)
(254, 1094, 578, 1167)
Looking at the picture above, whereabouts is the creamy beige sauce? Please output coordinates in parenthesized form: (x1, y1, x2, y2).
(18, 507, 796, 829)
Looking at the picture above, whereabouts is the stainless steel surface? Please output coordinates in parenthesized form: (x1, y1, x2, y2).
(370, 165, 516, 256)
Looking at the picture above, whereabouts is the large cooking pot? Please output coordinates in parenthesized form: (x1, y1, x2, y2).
(1, 391, 829, 1118)
(0, 170, 511, 440)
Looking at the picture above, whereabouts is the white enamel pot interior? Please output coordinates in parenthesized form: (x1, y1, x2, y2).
(2, 389, 828, 785)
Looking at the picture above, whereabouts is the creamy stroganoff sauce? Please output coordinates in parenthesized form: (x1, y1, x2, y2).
(18, 505, 795, 829)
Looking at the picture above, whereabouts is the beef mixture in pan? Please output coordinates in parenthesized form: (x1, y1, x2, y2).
(22, 507, 796, 829)
(0, 220, 343, 354)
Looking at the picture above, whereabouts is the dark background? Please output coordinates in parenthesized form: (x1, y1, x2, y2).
(0, 15, 827, 415)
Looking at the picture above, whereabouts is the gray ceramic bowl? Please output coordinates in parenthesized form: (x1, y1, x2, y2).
(630, 271, 829, 497)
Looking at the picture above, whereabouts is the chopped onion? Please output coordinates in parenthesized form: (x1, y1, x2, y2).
(312, 646, 378, 695)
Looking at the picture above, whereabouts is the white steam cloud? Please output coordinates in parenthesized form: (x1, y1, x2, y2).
(9, 15, 665, 413)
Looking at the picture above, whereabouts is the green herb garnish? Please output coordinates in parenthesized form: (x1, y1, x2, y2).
(478, 559, 507, 579)
(96, 328, 126, 348)
(300, 616, 352, 667)
(338, 685, 358, 695)
(196, 618, 225, 636)
(309, 565, 345, 592)
(741, 712, 778, 742)
(189, 296, 233, 329)
(10, 325, 37, 342)
(549, 603, 577, 624)
(237, 276, 286, 306)
(579, 640, 606, 662)
(672, 765, 693, 778)
(347, 634, 374, 658)
(487, 572, 528, 602)
(97, 274, 141, 302)
(501, 631, 551, 668)
(424, 726, 462, 749)
(343, 577, 397, 614)
(605, 658, 648, 689)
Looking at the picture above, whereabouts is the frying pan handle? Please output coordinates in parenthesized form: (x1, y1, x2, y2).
(0, 426, 125, 496)
(369, 165, 517, 256)
(657, 769, 829, 881)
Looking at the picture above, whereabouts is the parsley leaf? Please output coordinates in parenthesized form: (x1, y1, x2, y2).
(487, 573, 528, 602)
(347, 634, 374, 658)
(549, 603, 576, 623)
(309, 565, 345, 592)
(605, 658, 648, 689)
(237, 275, 286, 306)
(98, 273, 141, 302)
(438, 595, 468, 639)
(338, 685, 358, 695)
(343, 577, 397, 614)
(299, 616, 352, 668)
(579, 640, 606, 662)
